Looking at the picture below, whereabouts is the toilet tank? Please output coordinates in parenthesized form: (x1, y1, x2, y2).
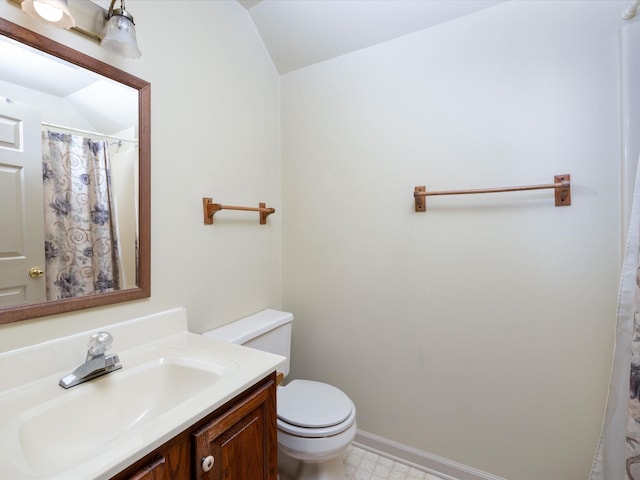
(203, 309, 293, 377)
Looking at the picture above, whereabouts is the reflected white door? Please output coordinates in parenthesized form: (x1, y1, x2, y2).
(0, 98, 45, 306)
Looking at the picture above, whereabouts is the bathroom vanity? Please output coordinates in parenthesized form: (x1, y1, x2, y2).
(0, 308, 284, 480)
(111, 372, 277, 480)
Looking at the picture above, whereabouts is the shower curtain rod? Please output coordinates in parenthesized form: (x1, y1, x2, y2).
(42, 122, 138, 143)
(413, 174, 571, 211)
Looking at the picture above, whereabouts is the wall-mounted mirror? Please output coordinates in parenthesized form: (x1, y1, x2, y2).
(0, 18, 150, 325)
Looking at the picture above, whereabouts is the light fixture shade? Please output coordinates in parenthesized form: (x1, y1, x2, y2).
(21, 0, 75, 29)
(102, 11, 141, 59)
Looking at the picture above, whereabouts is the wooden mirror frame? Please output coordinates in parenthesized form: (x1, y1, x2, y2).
(0, 18, 150, 325)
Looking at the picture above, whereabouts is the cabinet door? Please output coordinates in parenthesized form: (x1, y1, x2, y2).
(193, 379, 277, 480)
(128, 456, 166, 480)
(110, 430, 190, 480)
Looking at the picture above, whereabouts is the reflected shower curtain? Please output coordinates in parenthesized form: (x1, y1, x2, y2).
(590, 159, 640, 479)
(41, 131, 122, 300)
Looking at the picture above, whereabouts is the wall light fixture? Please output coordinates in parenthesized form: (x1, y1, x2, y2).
(12, 0, 141, 58)
(102, 0, 141, 58)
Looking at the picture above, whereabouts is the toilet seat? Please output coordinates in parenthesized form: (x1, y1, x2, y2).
(277, 380, 355, 438)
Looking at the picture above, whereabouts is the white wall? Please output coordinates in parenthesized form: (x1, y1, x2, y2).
(0, 1, 630, 478)
(281, 2, 624, 479)
(621, 21, 640, 243)
(0, 0, 282, 349)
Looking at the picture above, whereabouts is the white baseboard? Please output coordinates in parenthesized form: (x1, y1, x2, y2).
(353, 430, 508, 480)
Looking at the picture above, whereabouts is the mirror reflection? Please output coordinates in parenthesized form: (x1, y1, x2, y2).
(0, 18, 150, 323)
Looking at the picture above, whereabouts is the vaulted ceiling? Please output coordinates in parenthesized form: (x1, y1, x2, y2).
(0, 0, 507, 133)
(237, 0, 506, 74)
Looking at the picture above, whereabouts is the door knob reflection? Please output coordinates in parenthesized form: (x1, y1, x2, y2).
(29, 267, 44, 279)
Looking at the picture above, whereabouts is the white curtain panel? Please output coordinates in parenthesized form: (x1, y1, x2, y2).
(590, 158, 640, 479)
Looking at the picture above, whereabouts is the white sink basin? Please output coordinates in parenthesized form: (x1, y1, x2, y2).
(0, 308, 284, 480)
(4, 347, 238, 477)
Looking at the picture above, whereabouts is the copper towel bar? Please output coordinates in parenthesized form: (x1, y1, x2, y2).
(414, 174, 571, 211)
(203, 197, 276, 225)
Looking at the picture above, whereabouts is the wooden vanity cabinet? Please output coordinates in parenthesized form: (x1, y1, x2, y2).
(111, 373, 277, 480)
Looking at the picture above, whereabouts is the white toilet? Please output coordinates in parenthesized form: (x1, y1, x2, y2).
(204, 309, 356, 480)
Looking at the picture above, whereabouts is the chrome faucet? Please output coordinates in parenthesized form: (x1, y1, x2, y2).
(59, 332, 122, 389)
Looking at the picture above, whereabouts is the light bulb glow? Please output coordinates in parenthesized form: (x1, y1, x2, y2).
(33, 1, 64, 22)
(21, 0, 75, 29)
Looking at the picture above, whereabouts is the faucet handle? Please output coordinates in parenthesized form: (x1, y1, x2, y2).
(87, 331, 114, 359)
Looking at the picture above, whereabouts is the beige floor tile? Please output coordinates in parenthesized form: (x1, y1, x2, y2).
(343, 448, 446, 480)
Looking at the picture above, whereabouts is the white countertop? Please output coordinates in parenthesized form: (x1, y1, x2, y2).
(0, 308, 285, 480)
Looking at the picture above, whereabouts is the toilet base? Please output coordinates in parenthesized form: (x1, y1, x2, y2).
(278, 447, 346, 480)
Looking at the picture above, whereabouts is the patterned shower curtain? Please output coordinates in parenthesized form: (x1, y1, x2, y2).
(41, 131, 122, 300)
(590, 160, 640, 480)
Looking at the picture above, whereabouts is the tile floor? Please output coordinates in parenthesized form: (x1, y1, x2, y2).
(344, 446, 446, 480)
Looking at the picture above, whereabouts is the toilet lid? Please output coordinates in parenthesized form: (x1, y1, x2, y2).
(277, 380, 353, 428)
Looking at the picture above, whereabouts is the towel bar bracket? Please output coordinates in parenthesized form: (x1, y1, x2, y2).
(414, 186, 426, 212)
(554, 174, 571, 207)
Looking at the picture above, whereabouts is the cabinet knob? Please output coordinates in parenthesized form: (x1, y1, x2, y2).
(201, 455, 215, 472)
